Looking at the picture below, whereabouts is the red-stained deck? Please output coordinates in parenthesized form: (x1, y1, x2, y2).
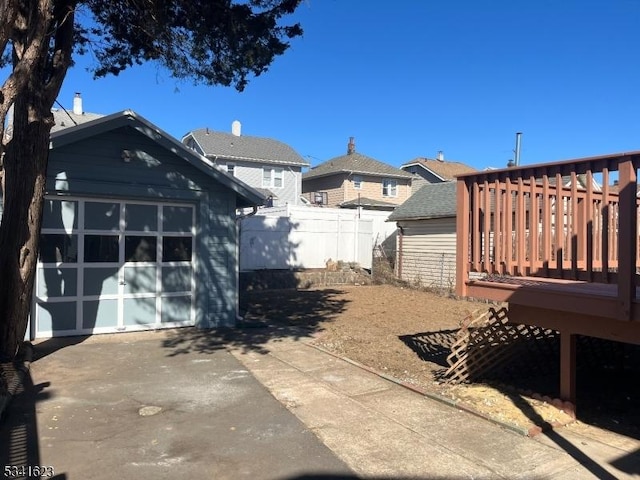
(455, 151, 640, 402)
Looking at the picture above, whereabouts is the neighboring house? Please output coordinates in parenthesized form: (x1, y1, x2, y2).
(401, 153, 476, 193)
(51, 93, 104, 132)
(30, 110, 264, 339)
(387, 182, 457, 290)
(302, 137, 412, 210)
(182, 121, 309, 207)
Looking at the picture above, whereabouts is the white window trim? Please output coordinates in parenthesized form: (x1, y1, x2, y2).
(262, 167, 284, 188)
(353, 175, 363, 189)
(382, 178, 398, 197)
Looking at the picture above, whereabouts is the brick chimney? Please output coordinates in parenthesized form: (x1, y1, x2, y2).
(347, 137, 355, 155)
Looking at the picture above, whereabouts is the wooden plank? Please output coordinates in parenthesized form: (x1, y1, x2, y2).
(505, 178, 513, 275)
(472, 182, 481, 272)
(602, 168, 610, 282)
(560, 332, 576, 404)
(570, 172, 579, 278)
(555, 173, 565, 276)
(617, 159, 637, 320)
(585, 169, 594, 281)
(517, 177, 525, 275)
(456, 178, 470, 297)
(529, 174, 539, 275)
(542, 175, 551, 276)
(495, 183, 503, 275)
(483, 180, 491, 273)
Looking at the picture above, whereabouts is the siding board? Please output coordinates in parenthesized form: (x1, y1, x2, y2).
(398, 217, 457, 290)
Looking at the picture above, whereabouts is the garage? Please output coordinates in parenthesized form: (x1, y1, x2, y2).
(27, 110, 264, 338)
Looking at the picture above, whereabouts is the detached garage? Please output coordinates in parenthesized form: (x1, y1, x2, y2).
(388, 182, 457, 291)
(30, 110, 263, 338)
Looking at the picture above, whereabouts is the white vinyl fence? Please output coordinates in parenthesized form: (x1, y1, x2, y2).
(239, 205, 387, 271)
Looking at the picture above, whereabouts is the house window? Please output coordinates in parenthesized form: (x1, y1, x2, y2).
(263, 167, 284, 188)
(382, 179, 397, 197)
(313, 192, 328, 205)
(353, 175, 362, 189)
(227, 163, 235, 176)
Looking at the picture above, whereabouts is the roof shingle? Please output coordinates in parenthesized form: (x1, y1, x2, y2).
(402, 157, 476, 180)
(185, 128, 309, 167)
(303, 152, 412, 180)
(388, 182, 457, 221)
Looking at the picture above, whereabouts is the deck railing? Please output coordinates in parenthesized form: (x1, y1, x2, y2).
(456, 152, 640, 318)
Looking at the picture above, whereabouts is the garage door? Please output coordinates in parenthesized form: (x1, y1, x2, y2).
(33, 197, 195, 337)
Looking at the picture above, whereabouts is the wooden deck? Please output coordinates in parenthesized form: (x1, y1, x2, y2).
(455, 151, 640, 403)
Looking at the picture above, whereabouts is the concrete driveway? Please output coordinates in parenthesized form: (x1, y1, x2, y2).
(0, 331, 353, 480)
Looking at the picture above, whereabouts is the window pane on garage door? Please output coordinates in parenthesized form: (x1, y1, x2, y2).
(125, 204, 158, 232)
(162, 206, 193, 232)
(36, 302, 76, 332)
(85, 202, 120, 230)
(37, 268, 77, 297)
(161, 296, 191, 323)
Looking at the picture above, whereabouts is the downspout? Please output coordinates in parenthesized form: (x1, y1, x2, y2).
(287, 166, 298, 205)
(235, 205, 259, 323)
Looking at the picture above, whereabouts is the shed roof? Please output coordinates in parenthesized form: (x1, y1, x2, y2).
(303, 152, 412, 180)
(184, 128, 309, 167)
(50, 110, 265, 209)
(388, 182, 457, 222)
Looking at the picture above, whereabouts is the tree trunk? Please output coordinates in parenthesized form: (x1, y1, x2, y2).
(0, 95, 52, 360)
(0, 0, 75, 360)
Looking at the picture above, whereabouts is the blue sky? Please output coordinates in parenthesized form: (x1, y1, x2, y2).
(55, 0, 640, 171)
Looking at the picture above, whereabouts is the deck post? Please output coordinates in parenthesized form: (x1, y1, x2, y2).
(618, 158, 637, 320)
(559, 331, 577, 405)
(456, 178, 470, 298)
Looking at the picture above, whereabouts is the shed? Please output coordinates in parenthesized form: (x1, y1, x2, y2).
(31, 110, 263, 338)
(388, 182, 457, 290)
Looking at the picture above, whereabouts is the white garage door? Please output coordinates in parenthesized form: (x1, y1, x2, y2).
(33, 197, 195, 337)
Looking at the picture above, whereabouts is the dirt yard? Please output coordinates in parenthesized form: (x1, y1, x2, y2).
(240, 284, 639, 438)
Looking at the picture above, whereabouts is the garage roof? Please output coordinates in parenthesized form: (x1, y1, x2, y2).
(50, 110, 266, 209)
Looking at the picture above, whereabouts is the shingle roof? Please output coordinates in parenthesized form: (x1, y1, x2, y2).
(49, 110, 266, 209)
(402, 157, 476, 180)
(340, 197, 398, 209)
(388, 182, 457, 221)
(184, 128, 309, 167)
(303, 152, 412, 180)
(51, 108, 105, 132)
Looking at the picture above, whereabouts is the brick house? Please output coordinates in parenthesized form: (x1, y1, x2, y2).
(302, 138, 412, 210)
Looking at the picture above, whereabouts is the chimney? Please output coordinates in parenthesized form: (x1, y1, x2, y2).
(436, 150, 444, 161)
(231, 120, 241, 136)
(347, 136, 355, 155)
(73, 92, 83, 115)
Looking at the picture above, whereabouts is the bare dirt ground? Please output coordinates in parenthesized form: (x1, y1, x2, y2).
(240, 284, 640, 439)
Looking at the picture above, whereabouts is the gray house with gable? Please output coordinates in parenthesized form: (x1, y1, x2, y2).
(182, 122, 309, 207)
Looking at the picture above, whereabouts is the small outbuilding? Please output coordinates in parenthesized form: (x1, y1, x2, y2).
(387, 182, 457, 291)
(31, 110, 264, 338)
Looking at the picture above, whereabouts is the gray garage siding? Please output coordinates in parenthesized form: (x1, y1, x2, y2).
(46, 124, 239, 328)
